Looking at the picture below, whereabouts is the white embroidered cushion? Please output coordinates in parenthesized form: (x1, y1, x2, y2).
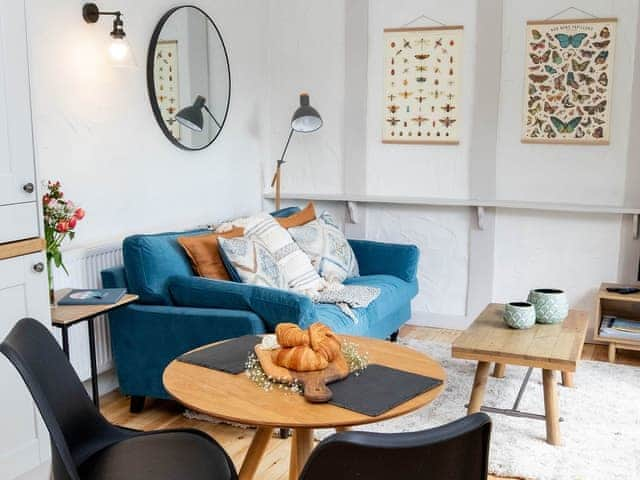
(243, 213, 325, 292)
(288, 212, 359, 283)
(218, 237, 286, 289)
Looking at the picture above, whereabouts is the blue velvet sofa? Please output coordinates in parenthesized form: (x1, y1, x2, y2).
(101, 211, 419, 409)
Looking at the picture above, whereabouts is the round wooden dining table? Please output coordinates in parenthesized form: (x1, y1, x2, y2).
(163, 335, 446, 480)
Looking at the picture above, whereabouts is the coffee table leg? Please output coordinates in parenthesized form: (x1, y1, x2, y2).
(289, 428, 313, 480)
(561, 371, 574, 388)
(468, 361, 491, 414)
(493, 363, 506, 378)
(239, 426, 273, 480)
(542, 369, 561, 445)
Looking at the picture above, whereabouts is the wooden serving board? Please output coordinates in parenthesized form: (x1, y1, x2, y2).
(254, 346, 350, 403)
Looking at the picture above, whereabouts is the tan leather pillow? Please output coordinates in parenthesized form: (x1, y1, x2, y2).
(276, 202, 316, 229)
(178, 227, 244, 280)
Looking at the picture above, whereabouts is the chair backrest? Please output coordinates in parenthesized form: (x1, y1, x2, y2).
(299, 413, 491, 480)
(0, 318, 119, 480)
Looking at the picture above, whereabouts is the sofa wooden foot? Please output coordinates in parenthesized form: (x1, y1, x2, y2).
(130, 395, 146, 413)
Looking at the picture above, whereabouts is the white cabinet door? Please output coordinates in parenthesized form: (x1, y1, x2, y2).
(0, 252, 51, 479)
(0, 0, 39, 241)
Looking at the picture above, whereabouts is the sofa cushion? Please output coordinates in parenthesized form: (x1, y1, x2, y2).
(244, 213, 325, 292)
(302, 275, 418, 338)
(276, 201, 316, 229)
(123, 229, 208, 305)
(178, 227, 244, 280)
(271, 206, 301, 218)
(289, 212, 359, 283)
(218, 236, 287, 289)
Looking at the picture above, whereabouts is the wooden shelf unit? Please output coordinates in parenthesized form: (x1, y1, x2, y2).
(593, 282, 640, 362)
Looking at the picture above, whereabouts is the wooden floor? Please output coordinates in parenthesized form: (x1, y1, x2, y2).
(100, 325, 640, 480)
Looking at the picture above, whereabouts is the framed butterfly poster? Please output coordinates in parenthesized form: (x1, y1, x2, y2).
(522, 18, 617, 145)
(382, 25, 463, 144)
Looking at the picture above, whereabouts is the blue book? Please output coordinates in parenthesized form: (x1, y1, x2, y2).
(57, 288, 127, 306)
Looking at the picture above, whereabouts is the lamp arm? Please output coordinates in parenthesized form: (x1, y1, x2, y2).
(271, 128, 295, 188)
(278, 128, 295, 166)
(203, 105, 222, 129)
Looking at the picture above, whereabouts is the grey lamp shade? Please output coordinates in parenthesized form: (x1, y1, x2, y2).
(176, 95, 207, 132)
(291, 93, 322, 132)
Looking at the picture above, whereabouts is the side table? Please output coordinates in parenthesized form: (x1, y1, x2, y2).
(50, 289, 138, 408)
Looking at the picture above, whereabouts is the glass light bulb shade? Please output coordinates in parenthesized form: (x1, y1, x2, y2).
(292, 115, 323, 133)
(108, 37, 136, 67)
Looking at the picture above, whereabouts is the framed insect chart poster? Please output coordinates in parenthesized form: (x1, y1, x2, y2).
(153, 40, 181, 140)
(522, 18, 617, 145)
(382, 26, 463, 144)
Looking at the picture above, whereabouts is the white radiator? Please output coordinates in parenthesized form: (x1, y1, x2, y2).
(52, 242, 123, 381)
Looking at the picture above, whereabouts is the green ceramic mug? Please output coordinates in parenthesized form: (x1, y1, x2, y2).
(527, 289, 568, 324)
(503, 302, 536, 329)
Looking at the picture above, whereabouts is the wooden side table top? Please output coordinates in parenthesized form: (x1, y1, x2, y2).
(163, 335, 446, 429)
(452, 303, 588, 372)
(597, 282, 640, 303)
(50, 289, 139, 326)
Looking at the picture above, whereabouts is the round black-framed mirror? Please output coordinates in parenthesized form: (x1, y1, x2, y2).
(147, 5, 231, 150)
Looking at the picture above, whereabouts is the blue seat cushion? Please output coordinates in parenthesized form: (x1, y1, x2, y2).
(302, 274, 418, 339)
(123, 229, 208, 305)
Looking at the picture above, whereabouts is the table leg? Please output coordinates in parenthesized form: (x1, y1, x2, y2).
(87, 318, 100, 409)
(239, 426, 273, 480)
(561, 371, 574, 388)
(335, 426, 350, 432)
(493, 363, 506, 378)
(61, 326, 70, 359)
(542, 369, 561, 445)
(467, 361, 491, 414)
(289, 428, 313, 480)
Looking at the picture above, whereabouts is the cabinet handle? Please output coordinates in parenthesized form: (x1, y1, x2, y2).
(32, 262, 45, 273)
(23, 182, 35, 194)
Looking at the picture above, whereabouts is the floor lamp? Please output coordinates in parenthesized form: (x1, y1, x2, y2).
(271, 93, 322, 210)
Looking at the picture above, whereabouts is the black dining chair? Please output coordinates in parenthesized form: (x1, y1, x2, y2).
(1, 318, 238, 480)
(299, 413, 491, 480)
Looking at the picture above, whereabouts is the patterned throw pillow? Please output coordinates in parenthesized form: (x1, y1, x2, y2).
(243, 213, 325, 292)
(289, 212, 359, 283)
(218, 237, 286, 289)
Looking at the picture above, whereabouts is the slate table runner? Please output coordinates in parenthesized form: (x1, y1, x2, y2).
(328, 364, 443, 417)
(178, 335, 262, 374)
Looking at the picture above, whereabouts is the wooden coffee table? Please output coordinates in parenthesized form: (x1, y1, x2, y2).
(163, 335, 445, 480)
(452, 303, 588, 445)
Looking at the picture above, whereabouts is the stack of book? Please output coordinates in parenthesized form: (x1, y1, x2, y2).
(599, 315, 640, 341)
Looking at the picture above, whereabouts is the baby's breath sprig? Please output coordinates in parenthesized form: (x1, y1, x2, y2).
(341, 341, 369, 375)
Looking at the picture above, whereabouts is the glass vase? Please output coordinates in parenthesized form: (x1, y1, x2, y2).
(47, 254, 55, 305)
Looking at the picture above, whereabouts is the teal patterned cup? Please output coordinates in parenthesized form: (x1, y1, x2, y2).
(503, 302, 536, 329)
(527, 289, 569, 324)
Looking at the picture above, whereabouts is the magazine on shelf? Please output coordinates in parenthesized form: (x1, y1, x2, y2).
(599, 315, 640, 341)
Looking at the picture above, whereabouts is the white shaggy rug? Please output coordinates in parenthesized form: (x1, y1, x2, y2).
(187, 339, 640, 479)
(321, 339, 640, 480)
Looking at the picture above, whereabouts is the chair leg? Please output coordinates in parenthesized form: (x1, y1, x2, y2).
(389, 330, 399, 342)
(130, 395, 145, 413)
(279, 428, 291, 439)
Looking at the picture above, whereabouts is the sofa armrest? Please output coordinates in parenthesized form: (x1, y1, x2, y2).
(107, 304, 266, 399)
(349, 239, 419, 283)
(168, 276, 315, 330)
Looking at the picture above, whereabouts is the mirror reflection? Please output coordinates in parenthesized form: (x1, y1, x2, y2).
(148, 6, 230, 150)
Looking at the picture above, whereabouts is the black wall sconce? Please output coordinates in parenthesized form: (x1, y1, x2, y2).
(82, 3, 134, 65)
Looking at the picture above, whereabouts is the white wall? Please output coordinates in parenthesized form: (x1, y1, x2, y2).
(268, 0, 640, 328)
(365, 0, 478, 198)
(27, 0, 268, 248)
(495, 0, 638, 205)
(264, 0, 346, 195)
